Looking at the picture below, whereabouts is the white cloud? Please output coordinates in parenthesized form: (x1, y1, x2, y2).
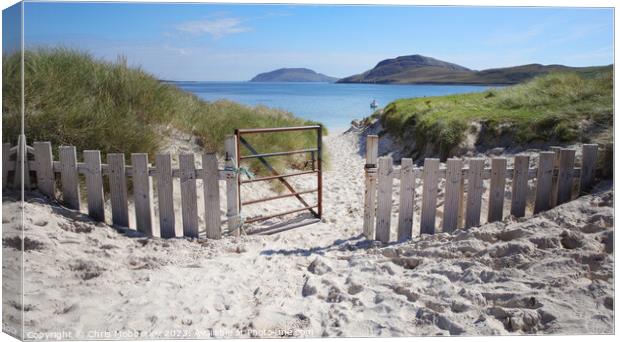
(175, 17, 250, 38)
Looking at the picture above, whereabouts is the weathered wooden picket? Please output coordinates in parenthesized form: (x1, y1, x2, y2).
(2, 135, 243, 239)
(362, 135, 599, 243)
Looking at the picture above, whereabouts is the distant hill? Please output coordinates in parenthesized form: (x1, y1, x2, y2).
(250, 68, 337, 82)
(337, 54, 612, 85)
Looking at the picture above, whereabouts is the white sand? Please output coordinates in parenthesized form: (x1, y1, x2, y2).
(1, 130, 614, 338)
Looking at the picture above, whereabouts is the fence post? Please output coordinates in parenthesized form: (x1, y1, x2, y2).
(84, 150, 105, 222)
(549, 146, 561, 208)
(156, 154, 175, 238)
(34, 142, 55, 199)
(2, 143, 10, 190)
(179, 154, 199, 238)
(534, 152, 555, 214)
(556, 149, 576, 205)
(375, 156, 393, 243)
(397, 158, 415, 240)
(15, 134, 30, 190)
(203, 153, 222, 239)
(580, 144, 598, 194)
(132, 153, 154, 235)
(465, 158, 484, 228)
(487, 158, 506, 223)
(442, 159, 462, 233)
(225, 135, 241, 237)
(59, 146, 80, 210)
(363, 135, 379, 239)
(511, 155, 529, 218)
(420, 158, 439, 235)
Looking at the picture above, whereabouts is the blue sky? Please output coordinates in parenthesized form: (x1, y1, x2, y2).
(17, 1, 614, 81)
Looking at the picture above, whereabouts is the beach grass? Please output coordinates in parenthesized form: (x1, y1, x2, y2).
(2, 48, 326, 173)
(378, 70, 613, 158)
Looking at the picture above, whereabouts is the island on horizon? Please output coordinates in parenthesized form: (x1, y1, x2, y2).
(337, 54, 612, 85)
(250, 67, 338, 82)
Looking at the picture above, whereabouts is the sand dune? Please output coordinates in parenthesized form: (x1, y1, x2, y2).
(1, 130, 614, 338)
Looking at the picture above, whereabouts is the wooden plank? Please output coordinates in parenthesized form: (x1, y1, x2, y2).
(557, 149, 576, 205)
(132, 153, 154, 235)
(579, 144, 598, 194)
(363, 135, 379, 239)
(179, 154, 199, 238)
(420, 158, 439, 235)
(14, 135, 30, 189)
(2, 143, 9, 190)
(108, 153, 129, 227)
(549, 146, 561, 208)
(225, 135, 241, 236)
(375, 157, 393, 243)
(534, 152, 555, 214)
(397, 158, 415, 240)
(155, 154, 175, 238)
(33, 142, 55, 199)
(203, 153, 222, 239)
(442, 158, 462, 233)
(83, 150, 105, 222)
(510, 155, 529, 218)
(59, 146, 80, 210)
(457, 175, 465, 229)
(487, 158, 507, 223)
(465, 158, 485, 228)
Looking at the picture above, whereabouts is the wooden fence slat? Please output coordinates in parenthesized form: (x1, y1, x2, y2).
(33, 142, 55, 199)
(203, 153, 222, 239)
(15, 135, 30, 189)
(179, 154, 199, 238)
(511, 155, 529, 218)
(465, 158, 485, 228)
(557, 149, 576, 205)
(108, 153, 129, 227)
(443, 159, 462, 233)
(457, 175, 465, 229)
(225, 135, 241, 237)
(132, 153, 154, 235)
(579, 144, 598, 194)
(155, 154, 175, 238)
(420, 158, 439, 235)
(83, 150, 105, 222)
(375, 157, 393, 243)
(363, 135, 379, 239)
(59, 146, 80, 210)
(397, 158, 415, 240)
(487, 158, 507, 223)
(534, 152, 555, 214)
(549, 146, 561, 208)
(2, 143, 10, 190)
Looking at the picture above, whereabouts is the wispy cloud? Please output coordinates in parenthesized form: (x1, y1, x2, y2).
(175, 17, 250, 38)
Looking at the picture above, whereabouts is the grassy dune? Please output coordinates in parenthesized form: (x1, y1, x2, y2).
(2, 49, 325, 172)
(376, 71, 613, 159)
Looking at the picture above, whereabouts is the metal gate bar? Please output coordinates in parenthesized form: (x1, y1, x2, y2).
(242, 188, 319, 206)
(235, 126, 322, 222)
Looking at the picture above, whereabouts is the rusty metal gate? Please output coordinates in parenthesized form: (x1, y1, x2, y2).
(234, 126, 322, 227)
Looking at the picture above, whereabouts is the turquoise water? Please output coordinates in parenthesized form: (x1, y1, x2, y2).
(170, 81, 493, 131)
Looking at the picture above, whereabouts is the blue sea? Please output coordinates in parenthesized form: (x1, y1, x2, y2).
(170, 81, 493, 131)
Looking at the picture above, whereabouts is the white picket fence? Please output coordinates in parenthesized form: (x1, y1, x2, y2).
(2, 134, 242, 239)
(362, 135, 599, 243)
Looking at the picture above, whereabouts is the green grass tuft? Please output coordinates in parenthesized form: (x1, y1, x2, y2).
(2, 48, 326, 174)
(380, 71, 613, 159)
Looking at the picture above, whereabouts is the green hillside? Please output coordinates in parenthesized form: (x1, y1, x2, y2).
(337, 54, 612, 85)
(373, 70, 613, 159)
(2, 49, 325, 171)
